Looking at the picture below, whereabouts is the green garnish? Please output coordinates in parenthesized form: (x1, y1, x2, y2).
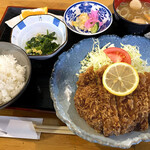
(91, 22, 99, 33)
(25, 30, 60, 55)
(78, 39, 150, 75)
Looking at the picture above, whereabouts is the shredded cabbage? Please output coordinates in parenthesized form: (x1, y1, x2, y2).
(78, 38, 150, 74)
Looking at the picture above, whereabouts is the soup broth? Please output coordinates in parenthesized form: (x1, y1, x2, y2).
(116, 1, 150, 24)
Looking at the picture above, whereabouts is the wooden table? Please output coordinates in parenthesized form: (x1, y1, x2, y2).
(0, 0, 150, 150)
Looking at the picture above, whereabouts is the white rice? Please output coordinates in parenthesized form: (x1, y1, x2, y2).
(0, 55, 26, 104)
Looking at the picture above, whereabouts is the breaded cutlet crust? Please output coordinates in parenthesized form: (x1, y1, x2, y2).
(117, 73, 149, 134)
(75, 66, 121, 136)
(74, 85, 103, 132)
(144, 72, 150, 122)
(74, 66, 103, 132)
(133, 73, 149, 131)
(96, 66, 121, 136)
(74, 66, 150, 137)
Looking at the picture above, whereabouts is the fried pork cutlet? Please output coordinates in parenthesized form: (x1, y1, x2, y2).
(75, 66, 121, 136)
(116, 73, 149, 134)
(74, 65, 150, 137)
(96, 66, 121, 136)
(144, 72, 150, 122)
(74, 67, 103, 133)
(132, 73, 149, 131)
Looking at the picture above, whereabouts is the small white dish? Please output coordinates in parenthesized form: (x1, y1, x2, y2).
(64, 1, 113, 36)
(11, 14, 68, 60)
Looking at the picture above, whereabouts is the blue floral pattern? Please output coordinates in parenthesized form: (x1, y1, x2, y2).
(98, 8, 107, 20)
(66, 9, 76, 21)
(79, 3, 92, 13)
(64, 1, 113, 35)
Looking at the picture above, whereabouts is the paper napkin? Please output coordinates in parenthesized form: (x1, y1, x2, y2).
(5, 13, 63, 28)
(5, 16, 21, 28)
(0, 116, 43, 139)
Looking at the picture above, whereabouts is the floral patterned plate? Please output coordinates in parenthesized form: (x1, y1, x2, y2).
(64, 1, 113, 36)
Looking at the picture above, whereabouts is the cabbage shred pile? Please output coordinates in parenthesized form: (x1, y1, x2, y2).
(78, 39, 150, 74)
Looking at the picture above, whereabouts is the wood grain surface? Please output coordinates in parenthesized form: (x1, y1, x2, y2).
(0, 0, 149, 150)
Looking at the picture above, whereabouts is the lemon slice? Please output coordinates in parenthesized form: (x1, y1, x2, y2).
(20, 7, 48, 20)
(102, 62, 139, 96)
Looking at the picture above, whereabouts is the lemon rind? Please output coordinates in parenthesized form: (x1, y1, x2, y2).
(102, 62, 139, 96)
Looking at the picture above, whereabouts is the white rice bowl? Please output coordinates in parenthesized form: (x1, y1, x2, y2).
(0, 55, 26, 104)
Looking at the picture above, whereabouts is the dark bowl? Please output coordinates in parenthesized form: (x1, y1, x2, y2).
(0, 42, 31, 109)
(113, 0, 150, 35)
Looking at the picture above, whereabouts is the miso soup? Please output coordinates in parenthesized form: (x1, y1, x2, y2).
(116, 1, 150, 24)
